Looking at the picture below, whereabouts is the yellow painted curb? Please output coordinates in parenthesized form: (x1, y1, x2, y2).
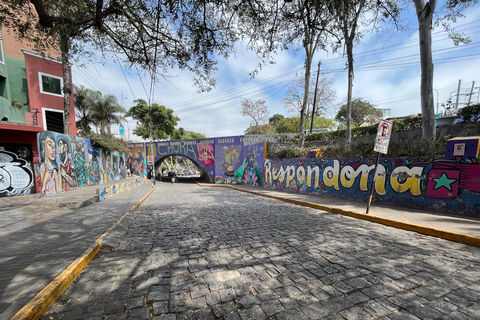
(199, 183, 480, 247)
(11, 184, 158, 320)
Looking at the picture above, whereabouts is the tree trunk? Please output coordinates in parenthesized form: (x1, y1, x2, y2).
(345, 40, 354, 144)
(60, 32, 72, 135)
(299, 44, 313, 147)
(413, 0, 436, 140)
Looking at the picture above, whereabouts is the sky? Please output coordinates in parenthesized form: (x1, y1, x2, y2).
(71, 3, 480, 141)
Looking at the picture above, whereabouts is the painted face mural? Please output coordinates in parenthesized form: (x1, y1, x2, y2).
(72, 138, 89, 187)
(197, 143, 214, 167)
(242, 147, 263, 187)
(39, 131, 60, 194)
(56, 135, 77, 192)
(222, 146, 239, 177)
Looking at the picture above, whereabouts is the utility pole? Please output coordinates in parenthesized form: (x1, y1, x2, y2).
(310, 61, 321, 134)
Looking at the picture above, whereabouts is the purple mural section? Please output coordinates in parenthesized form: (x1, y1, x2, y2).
(0, 143, 35, 197)
(264, 157, 480, 217)
(215, 136, 265, 186)
(36, 131, 127, 195)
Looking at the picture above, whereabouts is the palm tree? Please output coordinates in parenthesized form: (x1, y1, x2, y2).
(92, 94, 126, 136)
(74, 85, 101, 134)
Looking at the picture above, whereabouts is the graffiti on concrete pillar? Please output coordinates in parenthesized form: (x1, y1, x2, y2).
(0, 144, 35, 197)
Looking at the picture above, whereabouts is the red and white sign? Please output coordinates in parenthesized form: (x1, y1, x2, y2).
(374, 120, 393, 154)
(147, 156, 154, 163)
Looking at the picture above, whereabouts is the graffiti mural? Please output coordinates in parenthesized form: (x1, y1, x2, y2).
(36, 131, 128, 195)
(265, 157, 480, 217)
(126, 144, 147, 178)
(56, 135, 78, 191)
(235, 143, 265, 187)
(0, 144, 35, 197)
(71, 137, 89, 187)
(150, 139, 216, 181)
(215, 136, 243, 184)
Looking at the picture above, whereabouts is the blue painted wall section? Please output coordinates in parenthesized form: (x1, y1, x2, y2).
(264, 157, 480, 217)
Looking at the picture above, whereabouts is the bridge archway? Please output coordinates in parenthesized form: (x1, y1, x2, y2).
(153, 154, 213, 183)
(144, 136, 266, 186)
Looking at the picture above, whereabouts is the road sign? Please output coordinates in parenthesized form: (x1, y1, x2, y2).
(147, 156, 154, 163)
(119, 124, 125, 135)
(374, 120, 393, 154)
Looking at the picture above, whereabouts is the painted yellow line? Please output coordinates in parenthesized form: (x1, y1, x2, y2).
(199, 183, 480, 247)
(12, 184, 157, 320)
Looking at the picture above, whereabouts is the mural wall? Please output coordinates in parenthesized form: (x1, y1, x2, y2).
(214, 137, 265, 186)
(36, 131, 127, 195)
(126, 143, 147, 178)
(264, 157, 480, 217)
(0, 143, 36, 197)
(149, 138, 216, 181)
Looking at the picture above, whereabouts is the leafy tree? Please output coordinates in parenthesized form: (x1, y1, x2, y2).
(269, 114, 285, 127)
(244, 124, 276, 135)
(411, 0, 477, 140)
(93, 94, 125, 136)
(276, 116, 336, 133)
(0, 1, 239, 134)
(335, 98, 383, 127)
(326, 0, 398, 144)
(236, 0, 338, 147)
(172, 127, 207, 139)
(240, 99, 270, 134)
(74, 85, 101, 135)
(126, 99, 179, 140)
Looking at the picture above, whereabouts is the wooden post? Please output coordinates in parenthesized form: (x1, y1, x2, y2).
(366, 152, 381, 214)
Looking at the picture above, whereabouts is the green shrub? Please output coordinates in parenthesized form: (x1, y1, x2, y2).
(457, 104, 480, 122)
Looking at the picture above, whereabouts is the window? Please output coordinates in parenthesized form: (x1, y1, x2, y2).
(43, 108, 64, 133)
(39, 72, 63, 96)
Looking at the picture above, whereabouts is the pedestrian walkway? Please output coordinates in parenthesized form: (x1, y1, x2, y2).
(0, 177, 153, 320)
(201, 183, 480, 246)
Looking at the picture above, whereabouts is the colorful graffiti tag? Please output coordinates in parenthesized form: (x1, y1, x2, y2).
(36, 131, 128, 195)
(0, 144, 35, 197)
(264, 157, 480, 217)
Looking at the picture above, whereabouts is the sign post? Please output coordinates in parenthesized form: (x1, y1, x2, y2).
(367, 120, 393, 214)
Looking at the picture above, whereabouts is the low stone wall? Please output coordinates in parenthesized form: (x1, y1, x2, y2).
(97, 177, 144, 201)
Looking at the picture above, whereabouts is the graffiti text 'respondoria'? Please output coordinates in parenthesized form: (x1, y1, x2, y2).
(265, 159, 424, 196)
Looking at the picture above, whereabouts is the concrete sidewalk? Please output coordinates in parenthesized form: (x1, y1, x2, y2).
(207, 183, 480, 246)
(0, 177, 153, 320)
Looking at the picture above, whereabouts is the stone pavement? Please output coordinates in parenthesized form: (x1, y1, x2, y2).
(40, 183, 480, 320)
(220, 184, 480, 243)
(0, 178, 152, 320)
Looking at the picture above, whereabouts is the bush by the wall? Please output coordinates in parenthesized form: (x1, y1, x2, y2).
(457, 104, 480, 122)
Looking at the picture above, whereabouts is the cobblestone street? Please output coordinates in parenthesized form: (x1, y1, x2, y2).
(42, 183, 480, 320)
